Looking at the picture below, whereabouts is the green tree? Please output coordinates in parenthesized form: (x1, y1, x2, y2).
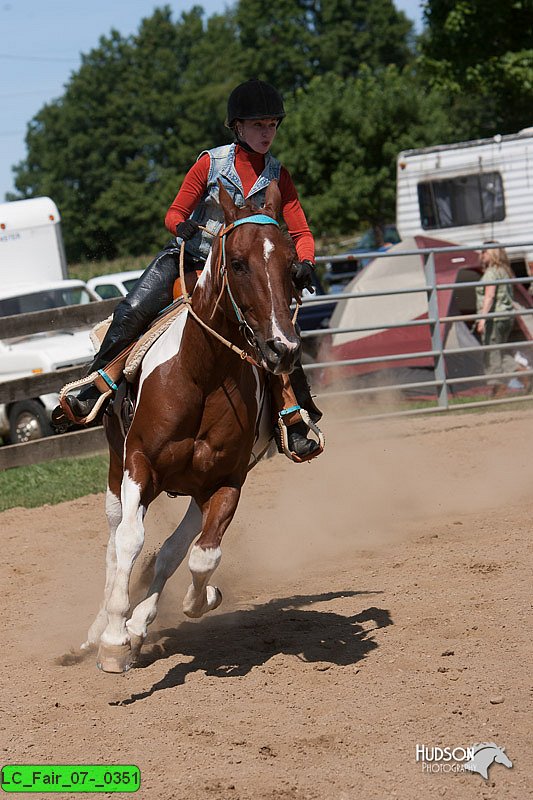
(276, 66, 456, 237)
(420, 0, 533, 136)
(234, 0, 413, 92)
(11, 6, 240, 261)
(10, 1, 420, 260)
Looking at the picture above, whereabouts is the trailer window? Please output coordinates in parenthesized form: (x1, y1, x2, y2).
(418, 172, 505, 229)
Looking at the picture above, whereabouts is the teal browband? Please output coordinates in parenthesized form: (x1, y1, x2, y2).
(231, 214, 279, 228)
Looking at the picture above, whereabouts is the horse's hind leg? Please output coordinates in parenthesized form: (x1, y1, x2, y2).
(182, 486, 240, 619)
(126, 498, 202, 658)
(97, 467, 151, 673)
(81, 487, 122, 649)
(81, 450, 123, 650)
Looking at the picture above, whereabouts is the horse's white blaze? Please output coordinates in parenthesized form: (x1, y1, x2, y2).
(263, 238, 274, 262)
(188, 544, 221, 573)
(262, 237, 295, 349)
(137, 308, 189, 396)
(100, 471, 146, 646)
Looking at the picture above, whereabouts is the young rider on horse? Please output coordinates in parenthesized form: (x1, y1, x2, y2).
(53, 79, 321, 457)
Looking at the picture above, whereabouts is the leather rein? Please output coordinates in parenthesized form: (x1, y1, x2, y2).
(179, 215, 300, 369)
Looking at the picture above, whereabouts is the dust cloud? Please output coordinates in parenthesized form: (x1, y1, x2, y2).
(138, 402, 533, 614)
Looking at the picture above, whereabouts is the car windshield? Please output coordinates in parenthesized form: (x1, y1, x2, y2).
(123, 278, 142, 293)
(0, 287, 94, 317)
(357, 229, 377, 249)
(93, 283, 123, 300)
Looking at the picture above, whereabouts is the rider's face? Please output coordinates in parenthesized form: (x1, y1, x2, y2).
(237, 119, 278, 154)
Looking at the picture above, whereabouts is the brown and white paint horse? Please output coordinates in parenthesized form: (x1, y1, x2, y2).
(82, 181, 302, 672)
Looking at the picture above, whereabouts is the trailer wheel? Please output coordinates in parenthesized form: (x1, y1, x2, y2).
(8, 401, 53, 444)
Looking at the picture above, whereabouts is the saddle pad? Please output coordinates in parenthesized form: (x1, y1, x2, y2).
(124, 301, 187, 381)
(90, 316, 113, 351)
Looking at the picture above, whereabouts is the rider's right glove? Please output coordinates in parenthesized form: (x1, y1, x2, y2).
(175, 220, 200, 241)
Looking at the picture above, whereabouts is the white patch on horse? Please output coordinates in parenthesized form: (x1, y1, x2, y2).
(100, 471, 146, 647)
(82, 488, 122, 649)
(126, 499, 202, 640)
(263, 238, 274, 263)
(137, 308, 189, 396)
(183, 544, 223, 618)
(188, 544, 221, 573)
(263, 236, 294, 348)
(196, 250, 212, 288)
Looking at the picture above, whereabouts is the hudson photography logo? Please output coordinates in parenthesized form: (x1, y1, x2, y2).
(416, 742, 513, 778)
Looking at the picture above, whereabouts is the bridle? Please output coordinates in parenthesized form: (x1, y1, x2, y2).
(179, 214, 300, 368)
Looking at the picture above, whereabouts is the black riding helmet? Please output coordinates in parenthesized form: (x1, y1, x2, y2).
(226, 79, 286, 128)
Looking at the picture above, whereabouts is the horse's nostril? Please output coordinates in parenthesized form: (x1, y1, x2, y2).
(266, 338, 289, 359)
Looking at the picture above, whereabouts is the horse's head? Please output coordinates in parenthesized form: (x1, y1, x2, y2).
(214, 180, 301, 374)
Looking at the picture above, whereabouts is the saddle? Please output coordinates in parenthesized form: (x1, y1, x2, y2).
(57, 298, 188, 426)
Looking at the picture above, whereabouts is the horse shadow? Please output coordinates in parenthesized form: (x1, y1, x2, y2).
(111, 590, 392, 706)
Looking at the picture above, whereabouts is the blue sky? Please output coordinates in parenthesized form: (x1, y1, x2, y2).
(0, 0, 424, 201)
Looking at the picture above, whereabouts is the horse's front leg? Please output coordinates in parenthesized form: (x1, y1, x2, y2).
(126, 498, 202, 659)
(97, 468, 150, 673)
(183, 486, 240, 618)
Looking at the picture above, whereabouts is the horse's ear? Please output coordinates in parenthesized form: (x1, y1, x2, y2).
(217, 180, 238, 224)
(262, 180, 282, 221)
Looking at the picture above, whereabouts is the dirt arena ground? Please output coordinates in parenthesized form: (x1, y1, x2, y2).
(1, 407, 532, 799)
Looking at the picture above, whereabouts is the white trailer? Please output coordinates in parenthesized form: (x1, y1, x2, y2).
(0, 196, 67, 286)
(396, 128, 533, 276)
(0, 199, 102, 444)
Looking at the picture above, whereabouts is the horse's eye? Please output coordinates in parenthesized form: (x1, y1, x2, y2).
(231, 258, 248, 274)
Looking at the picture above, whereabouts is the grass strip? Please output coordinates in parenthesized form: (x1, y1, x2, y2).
(0, 454, 108, 512)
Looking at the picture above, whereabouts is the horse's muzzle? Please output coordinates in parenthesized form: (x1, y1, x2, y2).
(262, 336, 301, 374)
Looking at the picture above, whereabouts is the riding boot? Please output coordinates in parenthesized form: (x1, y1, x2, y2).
(271, 367, 322, 459)
(52, 243, 183, 426)
(289, 360, 322, 422)
(286, 420, 319, 457)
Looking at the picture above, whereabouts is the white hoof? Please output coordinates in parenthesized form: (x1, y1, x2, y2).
(183, 585, 222, 618)
(207, 584, 223, 612)
(96, 642, 133, 673)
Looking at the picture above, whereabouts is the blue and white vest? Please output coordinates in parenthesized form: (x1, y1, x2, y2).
(182, 143, 282, 261)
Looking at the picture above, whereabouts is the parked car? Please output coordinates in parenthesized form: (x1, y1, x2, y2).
(324, 224, 401, 290)
(0, 280, 100, 444)
(87, 270, 144, 299)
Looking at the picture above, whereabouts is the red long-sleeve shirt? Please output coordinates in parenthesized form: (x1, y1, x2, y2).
(165, 145, 315, 263)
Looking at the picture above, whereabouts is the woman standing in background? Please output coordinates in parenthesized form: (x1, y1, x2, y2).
(475, 243, 514, 397)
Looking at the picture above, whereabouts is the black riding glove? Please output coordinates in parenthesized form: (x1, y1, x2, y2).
(175, 220, 200, 241)
(292, 259, 315, 293)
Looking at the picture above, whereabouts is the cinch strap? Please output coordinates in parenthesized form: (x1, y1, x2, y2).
(97, 369, 119, 392)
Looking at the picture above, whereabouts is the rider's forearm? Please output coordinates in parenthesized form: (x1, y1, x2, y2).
(165, 155, 210, 234)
